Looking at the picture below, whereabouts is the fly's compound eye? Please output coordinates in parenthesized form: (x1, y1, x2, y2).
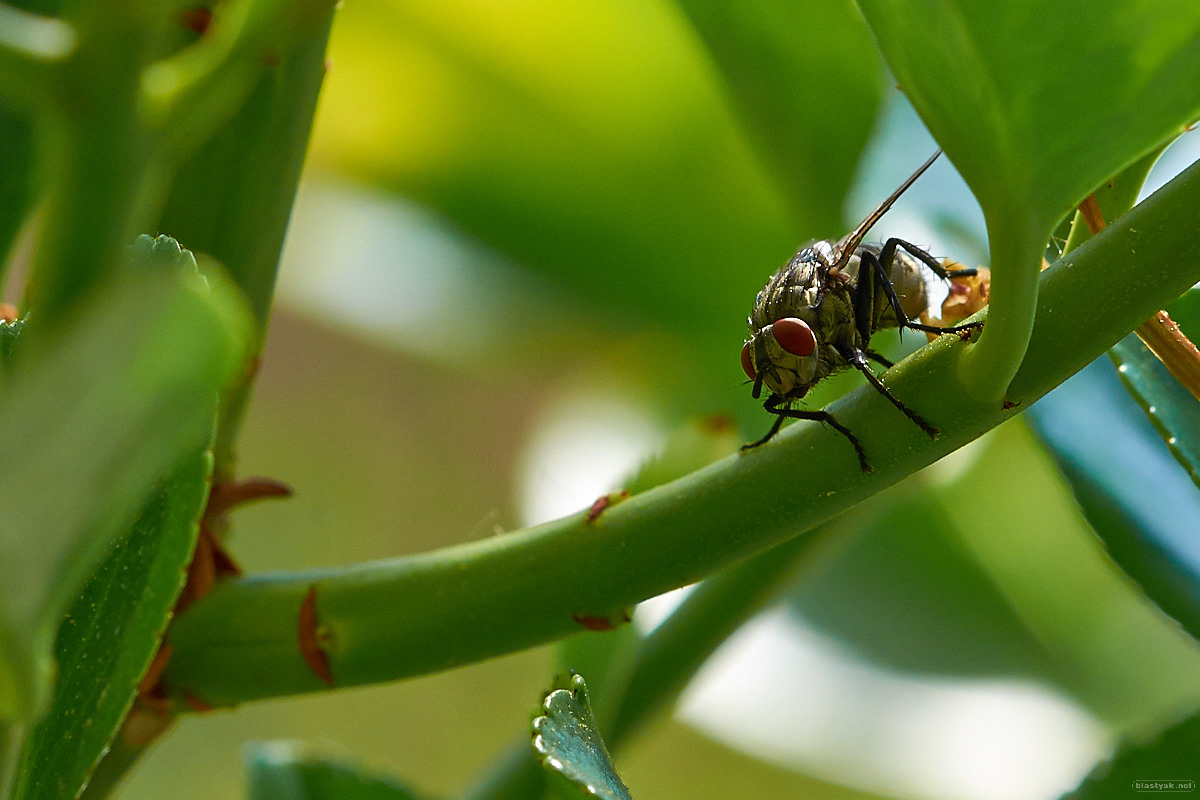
(770, 317, 816, 357)
(740, 341, 756, 380)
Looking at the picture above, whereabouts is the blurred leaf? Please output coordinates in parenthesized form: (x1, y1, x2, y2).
(1027, 358, 1200, 644)
(674, 0, 883, 234)
(0, 107, 34, 282)
(12, 449, 210, 800)
(0, 259, 251, 721)
(624, 415, 740, 497)
(857, 0, 1200, 400)
(246, 742, 426, 800)
(1065, 711, 1200, 797)
(532, 673, 633, 800)
(787, 477, 1055, 678)
(314, 1, 805, 356)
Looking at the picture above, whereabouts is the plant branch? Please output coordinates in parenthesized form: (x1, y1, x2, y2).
(165, 157, 1200, 708)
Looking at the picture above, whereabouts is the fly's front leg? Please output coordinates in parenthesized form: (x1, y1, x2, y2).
(741, 395, 870, 472)
(841, 345, 939, 439)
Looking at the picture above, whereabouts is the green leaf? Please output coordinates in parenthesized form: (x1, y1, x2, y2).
(1028, 358, 1200, 644)
(12, 449, 211, 800)
(0, 257, 252, 722)
(674, 0, 883, 234)
(857, 0, 1200, 401)
(788, 477, 1057, 678)
(532, 673, 633, 800)
(245, 742, 426, 800)
(1065, 711, 1200, 797)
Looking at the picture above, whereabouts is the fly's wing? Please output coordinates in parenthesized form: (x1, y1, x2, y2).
(830, 151, 941, 272)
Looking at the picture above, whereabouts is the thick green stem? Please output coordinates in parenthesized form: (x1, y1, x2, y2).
(956, 205, 1046, 403)
(166, 157, 1200, 708)
(155, 8, 334, 478)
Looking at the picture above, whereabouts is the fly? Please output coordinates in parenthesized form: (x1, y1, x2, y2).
(739, 151, 982, 472)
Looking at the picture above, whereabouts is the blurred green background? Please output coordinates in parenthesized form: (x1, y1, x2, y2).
(115, 1, 1200, 798)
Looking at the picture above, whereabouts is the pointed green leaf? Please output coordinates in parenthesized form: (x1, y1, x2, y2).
(857, 0, 1200, 400)
(245, 742, 426, 800)
(12, 449, 211, 800)
(0, 252, 252, 721)
(532, 673, 633, 800)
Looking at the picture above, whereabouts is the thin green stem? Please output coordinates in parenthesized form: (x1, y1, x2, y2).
(166, 156, 1200, 708)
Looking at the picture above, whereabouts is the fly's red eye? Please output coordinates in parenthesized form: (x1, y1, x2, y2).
(772, 317, 816, 357)
(740, 341, 756, 380)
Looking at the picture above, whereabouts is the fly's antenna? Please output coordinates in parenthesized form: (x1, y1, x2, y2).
(830, 150, 941, 272)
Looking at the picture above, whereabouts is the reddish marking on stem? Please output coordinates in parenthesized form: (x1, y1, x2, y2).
(572, 609, 632, 631)
(701, 413, 735, 434)
(178, 7, 213, 35)
(0, 303, 17, 322)
(182, 692, 213, 712)
(298, 586, 335, 686)
(1002, 399, 1022, 410)
(585, 490, 629, 524)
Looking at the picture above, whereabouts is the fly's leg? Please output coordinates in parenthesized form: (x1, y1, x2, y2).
(865, 349, 894, 368)
(841, 345, 939, 440)
(867, 239, 985, 336)
(741, 395, 871, 472)
(740, 411, 785, 450)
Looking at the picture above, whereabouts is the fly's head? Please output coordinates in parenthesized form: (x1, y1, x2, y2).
(741, 315, 820, 401)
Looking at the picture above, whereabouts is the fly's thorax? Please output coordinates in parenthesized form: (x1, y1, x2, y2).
(749, 242, 838, 330)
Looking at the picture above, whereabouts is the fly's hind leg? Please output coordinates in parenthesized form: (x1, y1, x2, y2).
(869, 238, 984, 337)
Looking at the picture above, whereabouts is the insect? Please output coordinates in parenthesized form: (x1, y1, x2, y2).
(739, 151, 983, 471)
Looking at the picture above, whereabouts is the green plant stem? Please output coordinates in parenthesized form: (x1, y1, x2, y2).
(165, 156, 1200, 708)
(956, 206, 1046, 403)
(155, 7, 334, 479)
